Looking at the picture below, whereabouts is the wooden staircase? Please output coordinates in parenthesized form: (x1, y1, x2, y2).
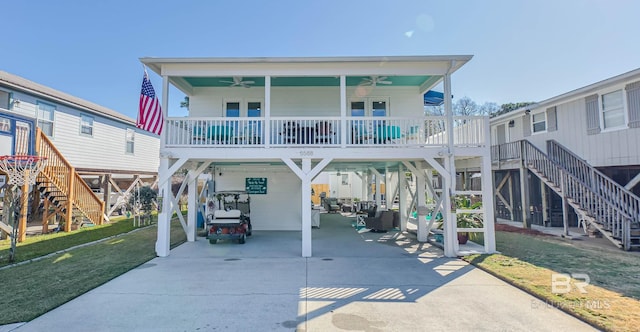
(35, 129, 104, 231)
(513, 140, 639, 250)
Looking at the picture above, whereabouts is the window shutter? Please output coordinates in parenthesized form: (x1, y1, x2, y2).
(546, 106, 557, 132)
(522, 113, 531, 137)
(585, 94, 600, 135)
(626, 81, 640, 128)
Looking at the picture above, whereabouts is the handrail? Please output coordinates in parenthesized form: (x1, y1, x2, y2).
(35, 129, 104, 226)
(521, 140, 632, 247)
(547, 140, 640, 227)
(163, 115, 488, 148)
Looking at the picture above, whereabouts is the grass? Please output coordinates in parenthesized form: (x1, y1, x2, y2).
(0, 216, 145, 266)
(0, 218, 186, 325)
(464, 231, 640, 332)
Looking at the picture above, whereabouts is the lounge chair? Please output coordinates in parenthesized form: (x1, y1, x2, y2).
(364, 210, 395, 232)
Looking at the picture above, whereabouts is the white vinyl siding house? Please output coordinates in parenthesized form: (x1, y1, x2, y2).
(143, 55, 496, 259)
(0, 71, 160, 174)
(491, 68, 640, 168)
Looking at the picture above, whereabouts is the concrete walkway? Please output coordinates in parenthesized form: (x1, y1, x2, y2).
(9, 214, 595, 331)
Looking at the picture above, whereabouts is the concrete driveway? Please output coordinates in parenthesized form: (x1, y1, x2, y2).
(8, 213, 596, 331)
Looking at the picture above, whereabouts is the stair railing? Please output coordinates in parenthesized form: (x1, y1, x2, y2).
(522, 140, 632, 248)
(35, 129, 104, 226)
(547, 140, 640, 228)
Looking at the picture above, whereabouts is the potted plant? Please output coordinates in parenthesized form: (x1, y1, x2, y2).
(455, 196, 483, 244)
(436, 196, 483, 245)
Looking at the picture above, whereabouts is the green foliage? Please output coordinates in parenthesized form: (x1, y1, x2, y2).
(179, 96, 189, 109)
(129, 186, 157, 214)
(491, 102, 535, 117)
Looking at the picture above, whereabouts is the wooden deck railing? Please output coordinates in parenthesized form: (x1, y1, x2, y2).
(163, 116, 488, 148)
(35, 129, 104, 228)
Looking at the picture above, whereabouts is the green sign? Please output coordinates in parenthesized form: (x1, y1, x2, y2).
(246, 177, 267, 194)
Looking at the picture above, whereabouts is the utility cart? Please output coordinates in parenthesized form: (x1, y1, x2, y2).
(205, 191, 253, 244)
(206, 210, 249, 244)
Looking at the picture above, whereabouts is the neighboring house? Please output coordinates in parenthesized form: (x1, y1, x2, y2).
(141, 55, 496, 258)
(490, 68, 640, 250)
(0, 71, 160, 236)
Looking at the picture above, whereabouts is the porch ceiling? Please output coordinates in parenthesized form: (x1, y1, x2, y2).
(183, 75, 435, 88)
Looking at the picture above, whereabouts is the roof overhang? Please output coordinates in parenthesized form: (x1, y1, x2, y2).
(140, 55, 472, 95)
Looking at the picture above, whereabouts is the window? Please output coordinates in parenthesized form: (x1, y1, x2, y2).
(532, 112, 546, 133)
(602, 90, 625, 129)
(125, 129, 135, 154)
(36, 102, 55, 137)
(80, 114, 94, 136)
(0, 118, 10, 132)
(341, 174, 349, 185)
(0, 91, 9, 110)
(349, 98, 389, 117)
(224, 101, 241, 117)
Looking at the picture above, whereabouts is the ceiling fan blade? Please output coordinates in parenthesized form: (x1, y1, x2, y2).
(242, 80, 255, 84)
(378, 80, 392, 84)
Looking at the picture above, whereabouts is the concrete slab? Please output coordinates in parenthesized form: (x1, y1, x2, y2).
(10, 213, 596, 331)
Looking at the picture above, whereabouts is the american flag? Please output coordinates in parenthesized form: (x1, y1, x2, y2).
(137, 71, 163, 135)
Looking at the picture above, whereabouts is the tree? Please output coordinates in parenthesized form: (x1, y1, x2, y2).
(129, 186, 158, 223)
(424, 104, 444, 116)
(454, 97, 479, 116)
(491, 102, 535, 117)
(479, 102, 500, 116)
(180, 96, 189, 109)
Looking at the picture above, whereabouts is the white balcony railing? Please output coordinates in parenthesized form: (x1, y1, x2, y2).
(163, 116, 487, 148)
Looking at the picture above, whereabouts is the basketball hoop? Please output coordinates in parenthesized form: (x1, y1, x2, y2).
(0, 155, 48, 187)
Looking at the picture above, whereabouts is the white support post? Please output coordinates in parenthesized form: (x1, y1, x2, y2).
(282, 157, 332, 257)
(398, 164, 408, 231)
(481, 154, 496, 253)
(340, 75, 347, 148)
(416, 170, 428, 242)
(155, 157, 171, 257)
(155, 74, 171, 257)
(186, 170, 197, 242)
(370, 167, 383, 209)
(301, 159, 312, 257)
(442, 69, 457, 257)
(264, 75, 271, 148)
(364, 171, 370, 202)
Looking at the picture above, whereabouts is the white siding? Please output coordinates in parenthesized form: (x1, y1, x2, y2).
(189, 86, 423, 117)
(212, 167, 302, 231)
(3, 90, 159, 173)
(491, 79, 640, 168)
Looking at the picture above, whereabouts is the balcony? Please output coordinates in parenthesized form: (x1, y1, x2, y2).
(163, 116, 488, 148)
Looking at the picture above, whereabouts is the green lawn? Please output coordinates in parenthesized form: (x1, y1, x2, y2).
(0, 216, 144, 266)
(464, 231, 640, 332)
(0, 219, 186, 324)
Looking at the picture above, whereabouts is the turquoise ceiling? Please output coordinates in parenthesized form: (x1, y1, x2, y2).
(183, 75, 434, 87)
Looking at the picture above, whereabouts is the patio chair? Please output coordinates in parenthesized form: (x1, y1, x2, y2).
(365, 210, 395, 232)
(322, 197, 341, 213)
(280, 121, 300, 144)
(315, 121, 333, 144)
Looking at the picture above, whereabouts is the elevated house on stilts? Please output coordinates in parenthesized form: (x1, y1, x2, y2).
(141, 56, 496, 258)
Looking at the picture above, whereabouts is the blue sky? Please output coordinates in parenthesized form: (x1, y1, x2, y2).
(2, 0, 639, 119)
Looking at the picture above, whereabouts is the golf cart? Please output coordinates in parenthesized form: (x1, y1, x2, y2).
(206, 191, 252, 244)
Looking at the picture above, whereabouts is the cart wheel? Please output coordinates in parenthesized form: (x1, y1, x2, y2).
(209, 238, 217, 244)
(239, 234, 246, 244)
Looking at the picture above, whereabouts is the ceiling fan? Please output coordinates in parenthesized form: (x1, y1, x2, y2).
(359, 76, 392, 87)
(219, 76, 255, 88)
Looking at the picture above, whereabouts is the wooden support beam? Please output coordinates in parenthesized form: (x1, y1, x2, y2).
(65, 168, 75, 232)
(42, 199, 50, 234)
(18, 181, 29, 242)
